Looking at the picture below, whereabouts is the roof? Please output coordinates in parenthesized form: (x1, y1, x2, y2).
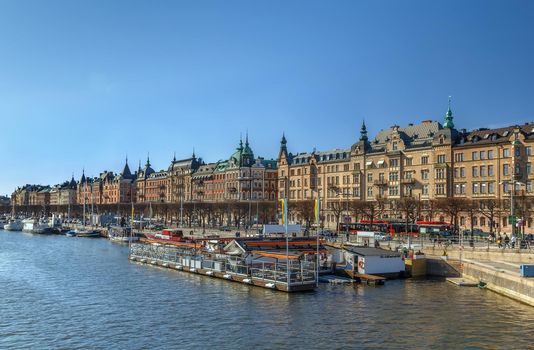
(372, 121, 442, 150)
(455, 122, 534, 147)
(344, 246, 401, 257)
(289, 148, 351, 165)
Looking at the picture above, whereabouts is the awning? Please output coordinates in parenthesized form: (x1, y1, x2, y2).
(366, 161, 373, 166)
(377, 160, 385, 165)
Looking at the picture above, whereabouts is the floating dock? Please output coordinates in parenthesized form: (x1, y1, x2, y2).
(129, 242, 317, 292)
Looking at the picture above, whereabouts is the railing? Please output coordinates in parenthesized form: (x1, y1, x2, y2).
(129, 243, 317, 286)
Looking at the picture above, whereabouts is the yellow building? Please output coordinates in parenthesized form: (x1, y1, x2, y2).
(278, 100, 534, 234)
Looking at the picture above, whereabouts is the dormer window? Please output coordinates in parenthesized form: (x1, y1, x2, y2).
(392, 141, 398, 151)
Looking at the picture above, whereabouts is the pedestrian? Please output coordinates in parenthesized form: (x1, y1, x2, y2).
(503, 234, 510, 249)
(497, 235, 502, 248)
(511, 235, 517, 249)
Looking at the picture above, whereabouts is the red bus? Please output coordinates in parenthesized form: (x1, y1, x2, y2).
(339, 220, 453, 237)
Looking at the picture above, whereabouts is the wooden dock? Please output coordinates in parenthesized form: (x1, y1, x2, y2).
(446, 277, 478, 287)
(344, 270, 386, 285)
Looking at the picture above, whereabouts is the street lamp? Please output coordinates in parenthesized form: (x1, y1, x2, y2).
(499, 180, 525, 238)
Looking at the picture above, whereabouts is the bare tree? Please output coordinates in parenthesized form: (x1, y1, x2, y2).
(292, 199, 315, 235)
(397, 197, 419, 234)
(477, 198, 502, 235)
(435, 198, 469, 235)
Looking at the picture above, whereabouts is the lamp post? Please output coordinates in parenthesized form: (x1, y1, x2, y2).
(500, 179, 525, 238)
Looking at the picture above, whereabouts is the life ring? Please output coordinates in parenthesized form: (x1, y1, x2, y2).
(358, 260, 365, 269)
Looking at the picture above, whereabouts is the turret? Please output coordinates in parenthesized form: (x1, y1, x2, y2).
(443, 96, 455, 129)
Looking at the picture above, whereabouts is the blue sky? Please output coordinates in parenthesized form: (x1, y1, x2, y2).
(1, 0, 533, 195)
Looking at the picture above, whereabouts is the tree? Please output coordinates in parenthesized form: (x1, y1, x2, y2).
(292, 199, 315, 234)
(396, 197, 419, 234)
(464, 199, 479, 242)
(477, 198, 502, 235)
(350, 199, 378, 229)
(435, 198, 469, 235)
(515, 192, 533, 237)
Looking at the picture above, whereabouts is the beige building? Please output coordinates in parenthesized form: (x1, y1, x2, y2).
(278, 100, 534, 234)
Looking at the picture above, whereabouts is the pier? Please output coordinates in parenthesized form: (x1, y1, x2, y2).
(128, 242, 317, 292)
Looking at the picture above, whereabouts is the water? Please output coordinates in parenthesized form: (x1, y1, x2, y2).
(1, 231, 533, 350)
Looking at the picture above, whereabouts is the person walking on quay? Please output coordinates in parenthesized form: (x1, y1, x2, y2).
(511, 234, 517, 249)
(503, 234, 510, 249)
(496, 234, 502, 248)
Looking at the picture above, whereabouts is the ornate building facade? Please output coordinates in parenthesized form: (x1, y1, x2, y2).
(278, 100, 534, 233)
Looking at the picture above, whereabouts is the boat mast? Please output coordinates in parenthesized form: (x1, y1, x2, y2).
(83, 181, 86, 229)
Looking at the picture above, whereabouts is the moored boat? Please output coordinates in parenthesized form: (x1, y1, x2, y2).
(143, 229, 188, 243)
(108, 226, 139, 243)
(22, 218, 52, 234)
(4, 219, 24, 231)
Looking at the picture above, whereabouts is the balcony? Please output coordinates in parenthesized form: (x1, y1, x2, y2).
(373, 179, 388, 186)
(401, 178, 416, 184)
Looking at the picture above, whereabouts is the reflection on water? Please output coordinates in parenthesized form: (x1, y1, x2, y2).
(1, 230, 533, 349)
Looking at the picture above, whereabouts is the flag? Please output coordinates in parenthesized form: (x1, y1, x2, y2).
(279, 198, 286, 225)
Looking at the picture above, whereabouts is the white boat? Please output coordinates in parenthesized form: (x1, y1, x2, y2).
(22, 218, 51, 234)
(108, 226, 139, 243)
(4, 219, 23, 231)
(74, 229, 101, 238)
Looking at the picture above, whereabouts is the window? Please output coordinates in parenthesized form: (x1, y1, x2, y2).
(480, 165, 486, 177)
(436, 184, 445, 195)
(405, 158, 412, 166)
(455, 184, 466, 195)
(527, 162, 532, 174)
(503, 182, 509, 193)
(392, 141, 398, 151)
(437, 154, 446, 163)
(472, 166, 478, 177)
(389, 172, 398, 181)
(388, 186, 399, 196)
(472, 183, 479, 194)
(472, 151, 479, 160)
(527, 147, 532, 156)
(390, 159, 399, 167)
(488, 150, 494, 159)
(480, 217, 486, 227)
(515, 147, 521, 157)
(515, 163, 521, 175)
(480, 182, 487, 194)
(460, 217, 466, 226)
(460, 167, 465, 178)
(488, 182, 495, 194)
(422, 184, 429, 195)
(473, 217, 478, 226)
(367, 173, 373, 182)
(404, 171, 413, 179)
(367, 186, 373, 197)
(454, 167, 460, 178)
(503, 148, 510, 158)
(480, 151, 486, 160)
(488, 165, 494, 176)
(455, 153, 464, 162)
(421, 170, 429, 180)
(344, 164, 349, 171)
(421, 156, 429, 165)
(436, 168, 445, 179)
(503, 164, 509, 176)
(527, 181, 532, 193)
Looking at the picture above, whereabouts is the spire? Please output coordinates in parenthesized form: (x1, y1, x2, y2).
(281, 132, 287, 146)
(245, 131, 249, 147)
(192, 148, 196, 159)
(80, 168, 86, 183)
(443, 96, 455, 129)
(138, 160, 142, 172)
(125, 155, 128, 164)
(359, 120, 368, 141)
(239, 134, 243, 150)
(146, 153, 151, 167)
(173, 151, 176, 162)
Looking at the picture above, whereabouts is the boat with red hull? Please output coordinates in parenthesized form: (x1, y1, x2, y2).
(143, 229, 190, 243)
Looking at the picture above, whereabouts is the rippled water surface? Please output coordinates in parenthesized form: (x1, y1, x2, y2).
(1, 230, 533, 349)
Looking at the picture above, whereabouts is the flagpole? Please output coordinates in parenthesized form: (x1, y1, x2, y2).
(280, 198, 289, 291)
(316, 192, 320, 288)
